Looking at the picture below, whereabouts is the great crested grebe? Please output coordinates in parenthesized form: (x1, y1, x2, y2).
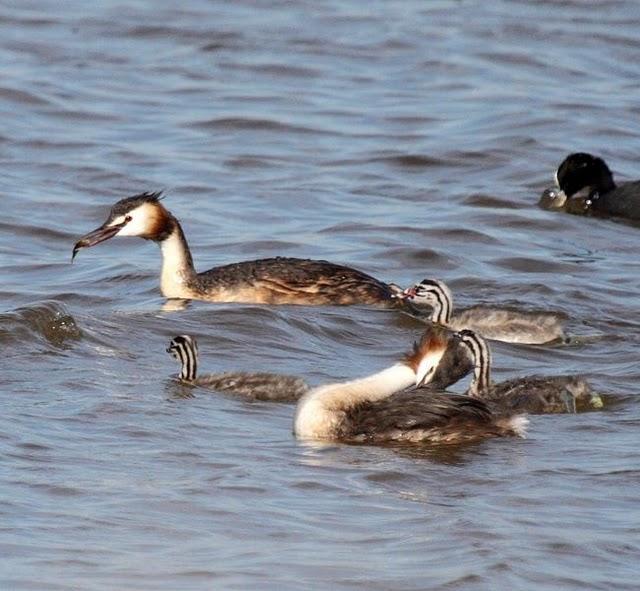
(456, 329, 603, 413)
(167, 335, 309, 401)
(540, 153, 640, 220)
(294, 327, 528, 444)
(72, 192, 414, 306)
(402, 279, 566, 345)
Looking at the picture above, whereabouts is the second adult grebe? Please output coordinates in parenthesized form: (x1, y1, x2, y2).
(294, 327, 528, 444)
(402, 279, 566, 344)
(73, 192, 415, 306)
(167, 335, 309, 401)
(456, 329, 603, 413)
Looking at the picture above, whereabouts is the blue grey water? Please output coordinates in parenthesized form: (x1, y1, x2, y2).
(1, 1, 639, 589)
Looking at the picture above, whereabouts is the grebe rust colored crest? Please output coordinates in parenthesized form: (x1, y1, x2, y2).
(167, 335, 309, 402)
(456, 329, 603, 414)
(73, 192, 414, 306)
(402, 279, 567, 345)
(294, 325, 527, 444)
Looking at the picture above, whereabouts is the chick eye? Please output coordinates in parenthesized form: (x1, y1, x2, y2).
(125, 215, 132, 222)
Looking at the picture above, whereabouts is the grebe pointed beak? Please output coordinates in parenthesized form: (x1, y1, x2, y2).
(72, 221, 126, 261)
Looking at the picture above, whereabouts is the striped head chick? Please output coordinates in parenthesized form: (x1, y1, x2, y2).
(402, 278, 452, 325)
(455, 328, 492, 396)
(167, 335, 198, 382)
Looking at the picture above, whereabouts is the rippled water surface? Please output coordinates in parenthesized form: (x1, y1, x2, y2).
(2, 1, 640, 589)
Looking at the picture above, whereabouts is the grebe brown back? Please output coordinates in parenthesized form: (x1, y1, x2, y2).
(294, 326, 527, 444)
(167, 335, 309, 402)
(456, 329, 603, 413)
(403, 279, 566, 345)
(73, 192, 415, 306)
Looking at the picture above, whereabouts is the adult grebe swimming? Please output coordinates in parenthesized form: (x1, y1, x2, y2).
(456, 329, 603, 413)
(167, 335, 309, 401)
(402, 279, 566, 345)
(294, 327, 527, 444)
(72, 192, 414, 306)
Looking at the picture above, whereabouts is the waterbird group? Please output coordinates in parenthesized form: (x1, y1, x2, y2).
(73, 154, 614, 447)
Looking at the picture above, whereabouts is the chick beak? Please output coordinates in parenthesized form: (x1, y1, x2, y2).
(72, 221, 125, 261)
(402, 286, 417, 299)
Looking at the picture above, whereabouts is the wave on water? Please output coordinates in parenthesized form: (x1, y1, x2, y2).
(0, 301, 82, 349)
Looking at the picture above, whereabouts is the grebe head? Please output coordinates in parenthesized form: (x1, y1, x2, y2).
(167, 335, 198, 381)
(405, 327, 450, 387)
(72, 192, 172, 260)
(455, 329, 489, 360)
(404, 279, 451, 306)
(455, 329, 492, 392)
(402, 279, 453, 325)
(555, 152, 615, 200)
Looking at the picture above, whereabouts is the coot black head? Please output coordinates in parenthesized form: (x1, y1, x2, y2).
(555, 153, 616, 199)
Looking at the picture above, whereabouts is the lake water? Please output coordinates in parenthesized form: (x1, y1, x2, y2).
(1, 1, 640, 589)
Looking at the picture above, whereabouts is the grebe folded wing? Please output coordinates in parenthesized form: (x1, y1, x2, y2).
(192, 257, 395, 305)
(344, 391, 516, 444)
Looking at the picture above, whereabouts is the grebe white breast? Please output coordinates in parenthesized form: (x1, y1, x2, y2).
(456, 329, 603, 414)
(294, 327, 527, 444)
(403, 279, 566, 345)
(73, 192, 417, 306)
(167, 335, 309, 402)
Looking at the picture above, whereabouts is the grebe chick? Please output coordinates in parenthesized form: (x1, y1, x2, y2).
(167, 335, 309, 402)
(73, 192, 417, 306)
(294, 327, 527, 444)
(403, 279, 566, 345)
(541, 153, 640, 220)
(456, 329, 603, 413)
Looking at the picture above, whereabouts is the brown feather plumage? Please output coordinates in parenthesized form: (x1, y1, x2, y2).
(342, 392, 524, 444)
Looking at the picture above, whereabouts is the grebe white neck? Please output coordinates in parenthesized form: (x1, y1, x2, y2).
(159, 225, 197, 298)
(294, 363, 415, 440)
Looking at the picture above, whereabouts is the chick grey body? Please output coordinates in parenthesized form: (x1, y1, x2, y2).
(404, 279, 566, 345)
(167, 335, 309, 402)
(457, 329, 603, 414)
